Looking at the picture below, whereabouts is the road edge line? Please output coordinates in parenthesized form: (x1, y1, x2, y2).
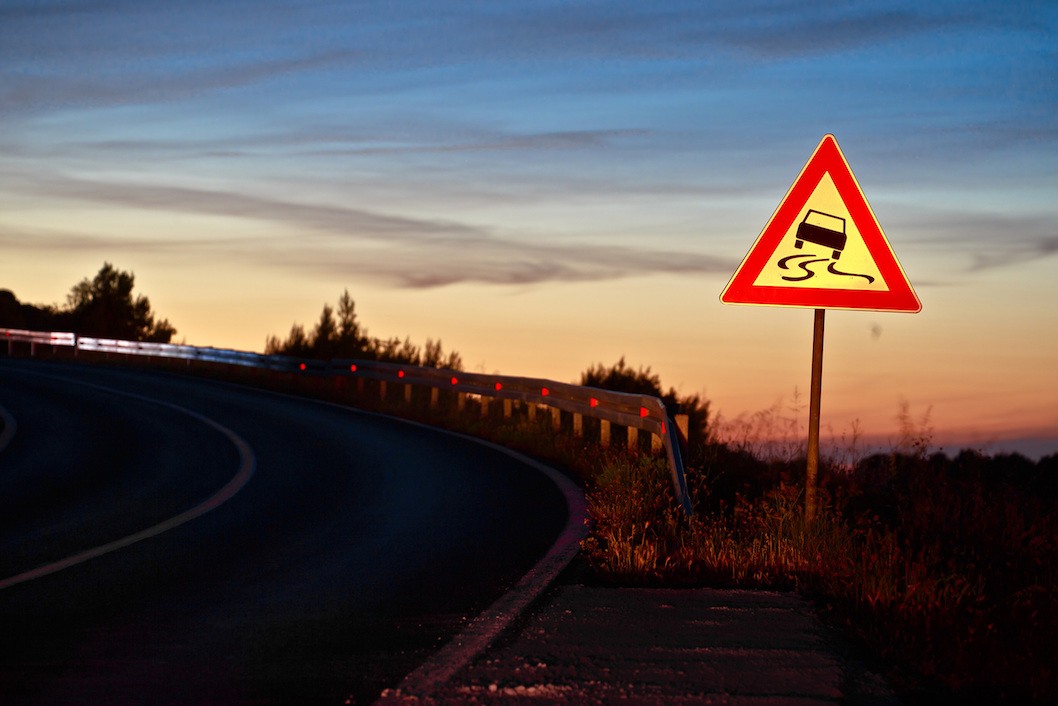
(381, 438, 589, 702)
(31, 367, 589, 696)
(171, 377, 590, 702)
(0, 371, 256, 592)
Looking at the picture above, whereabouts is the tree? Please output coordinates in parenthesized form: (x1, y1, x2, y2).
(1, 289, 64, 331)
(62, 263, 176, 342)
(580, 356, 664, 397)
(266, 323, 310, 357)
(580, 357, 711, 460)
(310, 304, 338, 359)
(265, 291, 463, 370)
(422, 337, 463, 370)
(335, 289, 366, 352)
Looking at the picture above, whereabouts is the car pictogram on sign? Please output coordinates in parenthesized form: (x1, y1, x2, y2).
(795, 210, 846, 260)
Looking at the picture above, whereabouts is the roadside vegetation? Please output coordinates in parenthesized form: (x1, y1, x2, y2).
(0, 263, 175, 342)
(265, 290, 463, 370)
(293, 354, 1056, 705)
(4, 276, 1054, 703)
(571, 367, 1058, 706)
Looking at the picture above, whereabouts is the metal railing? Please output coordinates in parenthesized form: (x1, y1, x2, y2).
(2, 327, 693, 515)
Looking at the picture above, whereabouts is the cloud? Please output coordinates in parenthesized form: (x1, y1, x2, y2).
(10, 172, 488, 246)
(968, 236, 1058, 271)
(921, 119, 1058, 153)
(330, 241, 735, 289)
(890, 207, 1058, 271)
(1, 173, 737, 288)
(704, 8, 976, 60)
(304, 129, 651, 156)
(452, 1, 1006, 65)
(1, 49, 359, 116)
(0, 1, 119, 22)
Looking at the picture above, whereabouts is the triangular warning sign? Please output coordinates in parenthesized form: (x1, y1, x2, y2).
(721, 134, 921, 313)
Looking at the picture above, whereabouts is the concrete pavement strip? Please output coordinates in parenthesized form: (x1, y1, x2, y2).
(377, 583, 899, 705)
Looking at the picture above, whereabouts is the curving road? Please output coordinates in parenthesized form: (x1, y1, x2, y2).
(0, 359, 571, 705)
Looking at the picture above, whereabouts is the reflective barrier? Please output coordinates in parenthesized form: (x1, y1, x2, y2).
(1, 327, 693, 515)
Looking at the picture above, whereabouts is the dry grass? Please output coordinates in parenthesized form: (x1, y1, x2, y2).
(578, 438, 1058, 705)
(71, 357, 1058, 705)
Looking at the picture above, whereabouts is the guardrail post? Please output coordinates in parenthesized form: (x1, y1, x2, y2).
(30, 342, 36, 357)
(527, 404, 536, 423)
(481, 396, 490, 418)
(503, 399, 512, 419)
(457, 392, 466, 412)
(404, 383, 412, 403)
(380, 380, 387, 400)
(357, 378, 364, 394)
(627, 426, 638, 450)
(573, 413, 583, 437)
(676, 414, 689, 440)
(551, 407, 561, 431)
(430, 387, 439, 409)
(600, 419, 610, 447)
(652, 432, 662, 453)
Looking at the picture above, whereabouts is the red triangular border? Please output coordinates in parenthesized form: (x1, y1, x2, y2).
(721, 134, 921, 313)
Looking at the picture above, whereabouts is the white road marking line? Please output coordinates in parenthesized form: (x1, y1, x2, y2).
(0, 372, 256, 591)
(179, 381, 592, 703)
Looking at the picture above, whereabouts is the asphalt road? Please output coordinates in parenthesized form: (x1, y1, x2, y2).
(0, 359, 570, 705)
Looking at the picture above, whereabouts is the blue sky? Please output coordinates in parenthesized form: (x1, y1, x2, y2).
(2, 0, 1057, 455)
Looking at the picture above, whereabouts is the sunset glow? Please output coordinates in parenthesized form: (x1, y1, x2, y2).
(2, 1, 1056, 457)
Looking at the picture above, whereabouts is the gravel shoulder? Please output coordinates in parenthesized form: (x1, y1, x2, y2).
(379, 566, 900, 705)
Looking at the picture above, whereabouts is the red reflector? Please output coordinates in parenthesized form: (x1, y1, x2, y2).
(541, 387, 549, 396)
(300, 363, 306, 371)
(350, 364, 357, 372)
(662, 422, 667, 434)
(398, 370, 405, 378)
(590, 398, 598, 407)
(495, 382, 502, 391)
(640, 407, 649, 418)
(451, 377, 458, 385)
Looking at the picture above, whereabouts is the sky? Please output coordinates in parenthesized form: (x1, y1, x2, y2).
(2, 0, 1056, 459)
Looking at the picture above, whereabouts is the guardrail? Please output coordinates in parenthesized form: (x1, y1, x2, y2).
(2, 327, 77, 350)
(2, 327, 693, 515)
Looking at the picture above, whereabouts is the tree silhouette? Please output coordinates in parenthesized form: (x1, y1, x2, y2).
(1, 264, 175, 342)
(580, 356, 665, 397)
(266, 290, 463, 370)
(62, 263, 176, 342)
(580, 357, 710, 458)
(0, 289, 57, 330)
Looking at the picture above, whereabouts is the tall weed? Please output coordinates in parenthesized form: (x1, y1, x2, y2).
(581, 444, 1058, 704)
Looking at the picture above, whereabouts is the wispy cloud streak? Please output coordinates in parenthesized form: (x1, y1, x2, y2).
(1, 173, 735, 288)
(305, 130, 651, 156)
(1, 50, 359, 116)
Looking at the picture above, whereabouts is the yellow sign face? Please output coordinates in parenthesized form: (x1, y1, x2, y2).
(751, 172, 887, 291)
(721, 134, 920, 313)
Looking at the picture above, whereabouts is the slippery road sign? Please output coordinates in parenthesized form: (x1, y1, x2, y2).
(721, 134, 921, 313)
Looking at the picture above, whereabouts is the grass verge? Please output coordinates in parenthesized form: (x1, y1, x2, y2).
(35, 355, 1058, 705)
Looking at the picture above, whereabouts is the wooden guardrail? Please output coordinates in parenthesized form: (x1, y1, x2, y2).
(1, 327, 693, 515)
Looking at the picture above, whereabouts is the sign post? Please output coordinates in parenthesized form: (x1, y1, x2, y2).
(806, 308, 825, 522)
(721, 134, 920, 523)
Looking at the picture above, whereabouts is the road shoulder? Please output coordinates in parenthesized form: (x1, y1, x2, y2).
(381, 567, 900, 705)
